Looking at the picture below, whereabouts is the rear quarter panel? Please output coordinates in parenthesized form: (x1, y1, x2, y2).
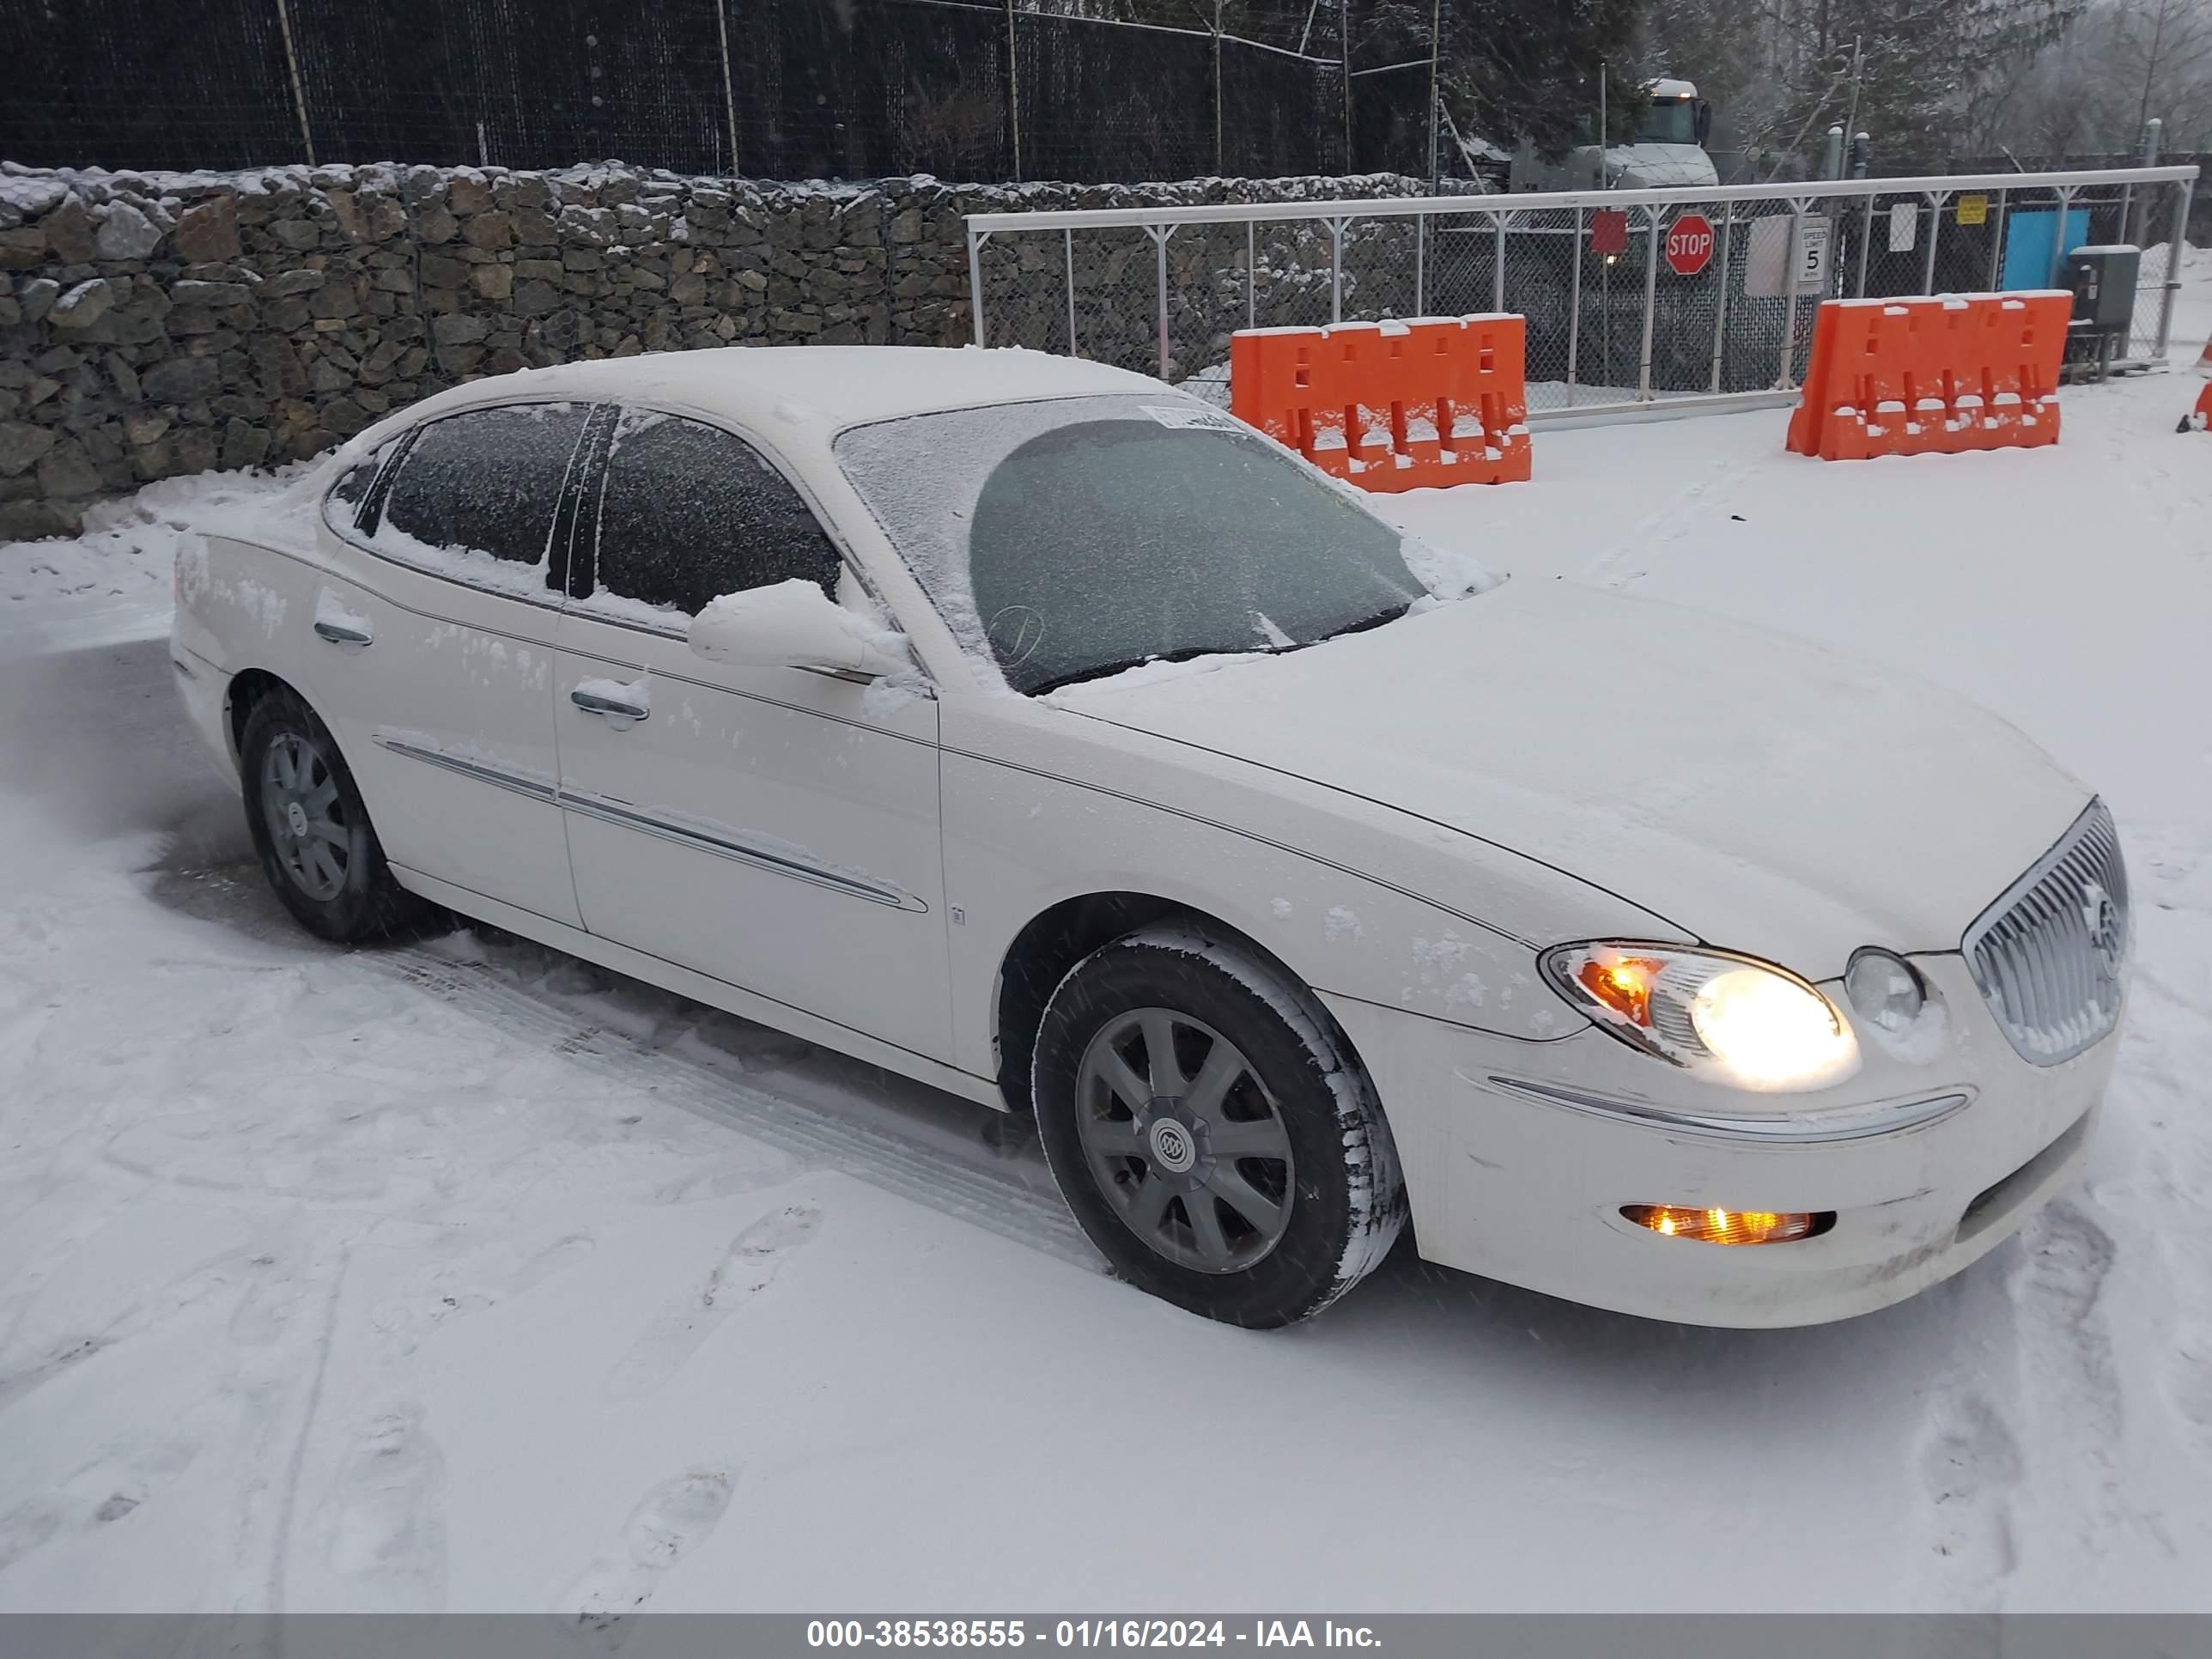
(173, 494, 418, 837)
(173, 502, 330, 755)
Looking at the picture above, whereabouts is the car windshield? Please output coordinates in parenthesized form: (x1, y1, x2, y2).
(833, 393, 1492, 696)
(1636, 99, 1698, 145)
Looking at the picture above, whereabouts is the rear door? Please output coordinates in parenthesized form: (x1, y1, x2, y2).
(317, 401, 596, 927)
(551, 409, 953, 1063)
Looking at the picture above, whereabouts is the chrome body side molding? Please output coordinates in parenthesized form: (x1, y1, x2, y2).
(373, 729, 923, 912)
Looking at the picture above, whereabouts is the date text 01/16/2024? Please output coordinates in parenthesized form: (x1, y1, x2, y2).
(805, 1620, 1382, 1649)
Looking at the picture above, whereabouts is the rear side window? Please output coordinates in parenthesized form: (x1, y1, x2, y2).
(369, 403, 590, 594)
(586, 410, 842, 623)
(322, 441, 392, 536)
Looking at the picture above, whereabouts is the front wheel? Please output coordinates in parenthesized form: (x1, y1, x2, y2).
(1032, 923, 1407, 1327)
(239, 686, 430, 943)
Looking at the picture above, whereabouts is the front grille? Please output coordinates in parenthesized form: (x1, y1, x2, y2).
(1963, 799, 2129, 1066)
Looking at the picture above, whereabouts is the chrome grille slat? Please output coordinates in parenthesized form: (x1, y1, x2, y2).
(1963, 799, 2129, 1066)
(2033, 889, 2069, 1033)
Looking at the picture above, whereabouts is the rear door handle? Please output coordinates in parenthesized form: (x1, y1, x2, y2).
(313, 620, 372, 647)
(570, 687, 649, 725)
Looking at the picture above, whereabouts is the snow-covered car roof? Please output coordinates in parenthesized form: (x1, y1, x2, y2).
(351, 346, 1168, 452)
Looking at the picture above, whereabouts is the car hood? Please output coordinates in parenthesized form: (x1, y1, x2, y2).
(1048, 581, 2091, 977)
(1607, 143, 1719, 189)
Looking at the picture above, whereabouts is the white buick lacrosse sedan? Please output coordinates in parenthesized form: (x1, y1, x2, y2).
(172, 347, 2126, 1328)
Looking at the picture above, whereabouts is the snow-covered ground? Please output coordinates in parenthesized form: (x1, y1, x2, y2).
(5, 266, 2212, 1614)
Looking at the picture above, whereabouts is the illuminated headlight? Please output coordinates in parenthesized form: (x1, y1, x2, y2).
(1541, 942, 1860, 1092)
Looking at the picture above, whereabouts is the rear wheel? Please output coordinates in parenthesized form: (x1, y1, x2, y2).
(239, 686, 429, 943)
(1032, 923, 1406, 1327)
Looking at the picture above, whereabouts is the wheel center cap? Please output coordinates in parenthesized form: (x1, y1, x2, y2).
(285, 800, 308, 837)
(1147, 1117, 1197, 1174)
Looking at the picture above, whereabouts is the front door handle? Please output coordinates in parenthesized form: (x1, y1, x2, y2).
(313, 620, 372, 647)
(570, 687, 649, 725)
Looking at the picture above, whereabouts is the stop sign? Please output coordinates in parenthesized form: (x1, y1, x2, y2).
(1665, 212, 1717, 276)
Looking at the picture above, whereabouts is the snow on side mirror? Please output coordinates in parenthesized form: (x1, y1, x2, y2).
(687, 579, 911, 678)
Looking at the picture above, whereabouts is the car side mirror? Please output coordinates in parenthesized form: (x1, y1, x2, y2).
(687, 579, 911, 678)
(1694, 100, 1713, 145)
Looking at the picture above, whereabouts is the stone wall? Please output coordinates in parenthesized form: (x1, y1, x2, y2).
(0, 161, 1421, 540)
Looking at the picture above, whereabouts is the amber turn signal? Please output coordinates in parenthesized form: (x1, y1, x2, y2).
(1577, 954, 1663, 1025)
(1622, 1205, 1833, 1245)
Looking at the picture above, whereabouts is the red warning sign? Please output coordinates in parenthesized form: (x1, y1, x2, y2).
(1665, 212, 1717, 276)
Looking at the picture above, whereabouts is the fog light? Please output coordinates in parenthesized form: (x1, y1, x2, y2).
(1622, 1205, 1832, 1245)
(1845, 948, 1924, 1032)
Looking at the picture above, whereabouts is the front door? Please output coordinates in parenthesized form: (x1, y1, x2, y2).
(552, 409, 953, 1063)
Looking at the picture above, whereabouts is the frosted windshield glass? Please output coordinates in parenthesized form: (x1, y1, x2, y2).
(835, 394, 1480, 696)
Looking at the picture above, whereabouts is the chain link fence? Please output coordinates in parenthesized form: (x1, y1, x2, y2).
(969, 166, 2201, 420)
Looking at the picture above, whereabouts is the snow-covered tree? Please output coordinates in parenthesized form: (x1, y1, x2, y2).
(1937, 0, 2212, 155)
(1640, 0, 2082, 168)
(1352, 0, 1645, 154)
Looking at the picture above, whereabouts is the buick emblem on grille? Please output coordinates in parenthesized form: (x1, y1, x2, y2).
(2087, 886, 2124, 975)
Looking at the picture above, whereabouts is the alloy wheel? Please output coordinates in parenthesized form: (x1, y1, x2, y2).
(258, 731, 350, 902)
(1073, 1006, 1296, 1273)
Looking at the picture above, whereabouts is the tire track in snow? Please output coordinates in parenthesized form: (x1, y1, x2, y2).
(365, 944, 1093, 1271)
(267, 1243, 350, 1615)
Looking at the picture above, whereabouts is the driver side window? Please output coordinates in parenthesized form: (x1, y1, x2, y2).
(589, 410, 843, 623)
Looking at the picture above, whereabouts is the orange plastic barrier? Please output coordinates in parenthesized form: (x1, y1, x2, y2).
(2180, 381, 2212, 434)
(1787, 292, 2069, 461)
(1230, 315, 1531, 491)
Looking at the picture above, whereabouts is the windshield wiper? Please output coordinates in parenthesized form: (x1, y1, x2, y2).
(1027, 645, 1226, 697)
(1027, 605, 1415, 697)
(1310, 601, 1413, 645)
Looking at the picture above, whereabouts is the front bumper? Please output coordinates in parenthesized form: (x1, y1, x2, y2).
(1323, 953, 2117, 1328)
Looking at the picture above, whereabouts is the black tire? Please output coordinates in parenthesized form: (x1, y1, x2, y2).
(1032, 922, 1407, 1328)
(238, 685, 430, 943)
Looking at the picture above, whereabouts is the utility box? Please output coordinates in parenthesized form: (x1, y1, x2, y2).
(2064, 245, 2140, 333)
(2063, 245, 2141, 380)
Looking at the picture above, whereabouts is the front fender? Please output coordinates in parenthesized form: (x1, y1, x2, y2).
(939, 704, 1691, 1082)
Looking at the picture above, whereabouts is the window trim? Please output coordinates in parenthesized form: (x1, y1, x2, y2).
(571, 402, 879, 641)
(550, 402, 622, 601)
(319, 398, 600, 612)
(319, 438, 400, 544)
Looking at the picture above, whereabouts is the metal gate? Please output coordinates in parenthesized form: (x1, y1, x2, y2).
(965, 164, 2200, 422)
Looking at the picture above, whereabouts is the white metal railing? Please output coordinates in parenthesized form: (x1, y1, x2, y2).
(965, 164, 2201, 422)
